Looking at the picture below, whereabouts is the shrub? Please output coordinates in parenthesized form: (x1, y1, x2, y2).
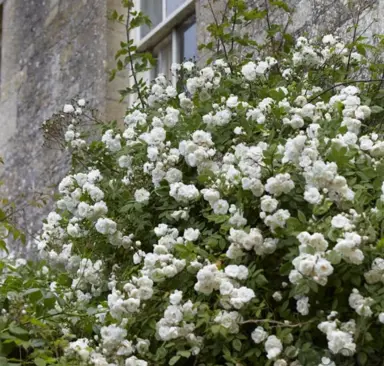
(1, 3, 384, 366)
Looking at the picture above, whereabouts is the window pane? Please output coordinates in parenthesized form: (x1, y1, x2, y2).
(166, 0, 186, 16)
(159, 43, 173, 80)
(140, 0, 163, 38)
(153, 36, 172, 81)
(181, 21, 197, 61)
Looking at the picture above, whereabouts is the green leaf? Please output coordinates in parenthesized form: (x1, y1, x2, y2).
(270, 0, 291, 12)
(34, 358, 46, 366)
(24, 288, 43, 303)
(308, 280, 318, 293)
(280, 262, 292, 275)
(169, 356, 181, 365)
(297, 210, 307, 223)
(357, 352, 367, 365)
(351, 274, 361, 287)
(9, 323, 28, 336)
(313, 200, 333, 216)
(0, 240, 8, 253)
(371, 105, 383, 114)
(232, 339, 242, 351)
(178, 350, 191, 358)
(255, 273, 268, 287)
(326, 250, 342, 265)
(205, 214, 229, 224)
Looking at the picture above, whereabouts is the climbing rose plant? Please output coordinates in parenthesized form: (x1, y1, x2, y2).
(2, 32, 384, 366)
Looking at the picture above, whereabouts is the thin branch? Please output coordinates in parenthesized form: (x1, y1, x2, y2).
(277, 16, 291, 53)
(264, 0, 271, 30)
(378, 71, 384, 91)
(125, 10, 146, 108)
(241, 319, 313, 328)
(207, 0, 233, 72)
(229, 1, 238, 53)
(344, 14, 360, 80)
(308, 78, 384, 103)
(264, 0, 275, 54)
(221, 0, 230, 24)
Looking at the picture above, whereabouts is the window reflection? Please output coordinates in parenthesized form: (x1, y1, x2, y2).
(140, 0, 163, 38)
(153, 36, 173, 80)
(166, 0, 186, 16)
(181, 21, 197, 61)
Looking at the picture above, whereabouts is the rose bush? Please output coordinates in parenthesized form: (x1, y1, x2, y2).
(1, 6, 384, 366)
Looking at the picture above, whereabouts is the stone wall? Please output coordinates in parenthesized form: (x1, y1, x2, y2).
(0, 0, 128, 248)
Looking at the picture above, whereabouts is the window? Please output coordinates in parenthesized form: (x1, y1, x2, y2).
(153, 36, 173, 80)
(166, 0, 187, 16)
(140, 0, 190, 39)
(179, 16, 197, 62)
(136, 0, 196, 85)
(140, 0, 163, 39)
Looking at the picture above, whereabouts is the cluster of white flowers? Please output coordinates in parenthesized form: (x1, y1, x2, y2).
(66, 338, 92, 362)
(334, 232, 364, 264)
(169, 182, 200, 202)
(102, 130, 122, 152)
(194, 263, 255, 309)
(227, 227, 277, 258)
(201, 188, 230, 215)
(107, 276, 153, 320)
(67, 328, 149, 365)
(185, 65, 223, 96)
(156, 291, 201, 354)
(179, 130, 215, 170)
(72, 258, 103, 292)
(290, 231, 333, 286)
(318, 319, 356, 356)
(365, 257, 384, 284)
(241, 58, 276, 81)
(147, 74, 178, 106)
(214, 310, 243, 334)
(304, 161, 354, 202)
(62, 100, 87, 148)
(348, 288, 374, 317)
(265, 173, 295, 197)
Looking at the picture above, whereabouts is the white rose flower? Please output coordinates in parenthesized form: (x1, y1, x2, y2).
(296, 296, 310, 315)
(260, 195, 279, 213)
(272, 291, 283, 302)
(304, 187, 322, 204)
(251, 326, 268, 344)
(63, 104, 75, 113)
(241, 62, 257, 81)
(212, 199, 229, 215)
(378, 312, 384, 324)
(265, 335, 283, 359)
(331, 214, 351, 230)
(134, 188, 150, 204)
(184, 228, 200, 242)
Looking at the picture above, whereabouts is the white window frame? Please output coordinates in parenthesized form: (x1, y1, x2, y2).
(136, 0, 196, 85)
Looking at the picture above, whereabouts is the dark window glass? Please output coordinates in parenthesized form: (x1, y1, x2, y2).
(152, 35, 172, 80)
(166, 0, 186, 16)
(180, 20, 197, 61)
(140, 0, 163, 38)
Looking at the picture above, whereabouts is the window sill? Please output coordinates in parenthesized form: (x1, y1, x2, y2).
(137, 0, 195, 52)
